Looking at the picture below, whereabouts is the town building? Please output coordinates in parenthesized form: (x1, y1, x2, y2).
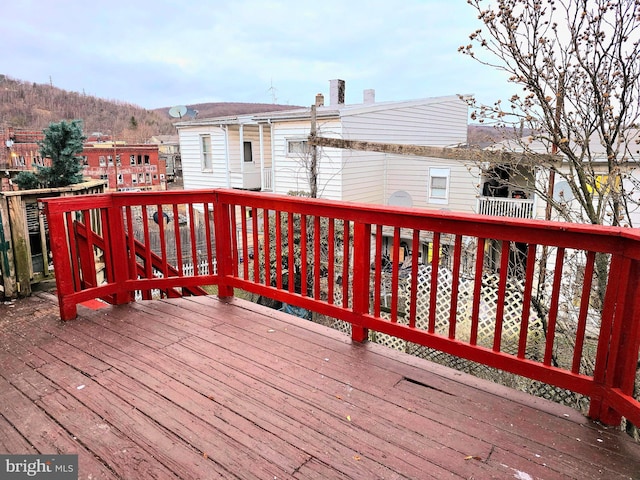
(149, 135, 181, 182)
(176, 79, 478, 212)
(81, 142, 166, 191)
(0, 127, 49, 191)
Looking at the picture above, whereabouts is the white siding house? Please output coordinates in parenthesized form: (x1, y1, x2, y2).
(177, 115, 275, 191)
(480, 130, 640, 226)
(176, 80, 480, 215)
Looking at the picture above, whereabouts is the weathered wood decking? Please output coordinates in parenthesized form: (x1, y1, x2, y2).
(1, 293, 639, 479)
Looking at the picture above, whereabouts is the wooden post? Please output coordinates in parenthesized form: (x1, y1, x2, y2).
(213, 193, 234, 298)
(8, 195, 31, 296)
(38, 202, 50, 277)
(351, 221, 371, 343)
(596, 256, 640, 425)
(0, 196, 17, 297)
(105, 201, 132, 305)
(309, 104, 318, 198)
(43, 201, 77, 320)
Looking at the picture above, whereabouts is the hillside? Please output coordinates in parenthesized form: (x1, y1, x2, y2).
(0, 74, 302, 142)
(0, 74, 176, 143)
(1, 74, 522, 147)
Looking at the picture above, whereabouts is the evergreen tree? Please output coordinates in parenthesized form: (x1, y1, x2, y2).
(37, 119, 86, 188)
(13, 171, 40, 190)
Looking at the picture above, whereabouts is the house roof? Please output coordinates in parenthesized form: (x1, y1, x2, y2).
(175, 95, 465, 128)
(149, 135, 179, 144)
(487, 129, 640, 163)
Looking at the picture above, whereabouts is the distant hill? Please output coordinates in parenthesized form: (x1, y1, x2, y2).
(0, 74, 301, 142)
(0, 74, 522, 148)
(0, 74, 176, 143)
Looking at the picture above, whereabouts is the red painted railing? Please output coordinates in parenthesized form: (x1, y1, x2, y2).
(41, 189, 640, 427)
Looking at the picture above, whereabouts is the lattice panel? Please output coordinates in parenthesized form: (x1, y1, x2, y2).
(397, 267, 545, 356)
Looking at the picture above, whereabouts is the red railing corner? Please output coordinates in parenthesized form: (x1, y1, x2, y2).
(104, 200, 133, 305)
(213, 194, 234, 298)
(41, 200, 77, 320)
(351, 221, 371, 343)
(597, 255, 640, 425)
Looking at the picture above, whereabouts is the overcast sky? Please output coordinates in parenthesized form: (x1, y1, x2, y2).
(2, 0, 513, 110)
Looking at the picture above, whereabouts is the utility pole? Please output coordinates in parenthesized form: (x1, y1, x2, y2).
(309, 104, 318, 198)
(113, 140, 118, 191)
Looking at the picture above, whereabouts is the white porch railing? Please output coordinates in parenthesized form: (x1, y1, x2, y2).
(477, 197, 535, 219)
(262, 167, 273, 191)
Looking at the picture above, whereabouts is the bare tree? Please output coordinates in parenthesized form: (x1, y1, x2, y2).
(461, 2, 640, 426)
(461, 0, 640, 227)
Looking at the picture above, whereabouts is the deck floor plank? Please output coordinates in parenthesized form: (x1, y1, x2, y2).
(1, 293, 639, 479)
(83, 307, 442, 479)
(0, 377, 119, 479)
(130, 301, 502, 478)
(166, 310, 603, 479)
(169, 297, 637, 478)
(40, 317, 299, 479)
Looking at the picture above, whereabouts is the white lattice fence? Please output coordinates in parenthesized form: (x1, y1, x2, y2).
(364, 266, 546, 358)
(134, 260, 216, 300)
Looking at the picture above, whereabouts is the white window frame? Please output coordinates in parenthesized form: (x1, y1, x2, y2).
(201, 135, 212, 172)
(243, 141, 253, 163)
(286, 139, 310, 156)
(428, 167, 450, 205)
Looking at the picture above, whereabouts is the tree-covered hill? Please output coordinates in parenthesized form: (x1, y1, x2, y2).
(0, 74, 176, 142)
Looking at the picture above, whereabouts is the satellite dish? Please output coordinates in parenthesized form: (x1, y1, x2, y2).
(553, 181, 574, 202)
(388, 190, 413, 208)
(185, 108, 199, 119)
(168, 105, 188, 118)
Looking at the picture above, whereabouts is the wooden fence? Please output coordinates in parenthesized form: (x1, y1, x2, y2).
(0, 180, 106, 297)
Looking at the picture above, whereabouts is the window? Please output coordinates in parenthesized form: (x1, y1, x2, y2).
(428, 168, 450, 204)
(99, 156, 106, 167)
(243, 141, 253, 163)
(201, 135, 212, 171)
(287, 140, 309, 156)
(117, 173, 123, 185)
(144, 155, 150, 165)
(130, 155, 136, 165)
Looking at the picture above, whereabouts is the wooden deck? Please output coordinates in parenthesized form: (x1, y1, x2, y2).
(1, 293, 639, 479)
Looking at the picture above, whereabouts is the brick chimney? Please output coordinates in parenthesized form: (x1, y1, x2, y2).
(315, 93, 325, 107)
(329, 79, 345, 106)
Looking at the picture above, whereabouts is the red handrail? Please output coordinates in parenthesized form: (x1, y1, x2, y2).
(41, 188, 640, 427)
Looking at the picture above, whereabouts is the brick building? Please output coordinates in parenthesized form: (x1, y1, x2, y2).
(81, 143, 166, 191)
(0, 128, 49, 191)
(1, 128, 167, 192)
